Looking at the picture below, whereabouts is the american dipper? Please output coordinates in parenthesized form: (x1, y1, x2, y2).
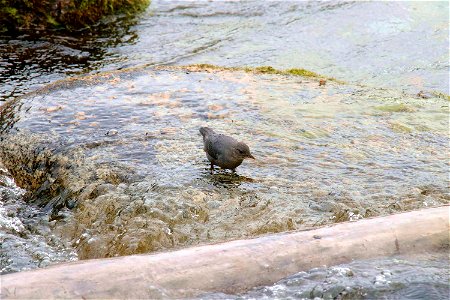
(200, 127, 255, 174)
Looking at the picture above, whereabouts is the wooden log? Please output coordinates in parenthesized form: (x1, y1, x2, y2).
(1, 206, 448, 299)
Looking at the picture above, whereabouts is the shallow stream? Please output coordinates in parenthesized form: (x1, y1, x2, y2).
(0, 0, 448, 298)
(1, 65, 448, 267)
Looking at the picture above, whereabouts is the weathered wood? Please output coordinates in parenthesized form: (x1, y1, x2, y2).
(1, 206, 448, 299)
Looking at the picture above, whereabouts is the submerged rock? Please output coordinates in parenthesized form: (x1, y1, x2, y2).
(0, 66, 448, 260)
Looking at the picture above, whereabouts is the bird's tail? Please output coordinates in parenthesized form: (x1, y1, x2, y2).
(199, 127, 215, 138)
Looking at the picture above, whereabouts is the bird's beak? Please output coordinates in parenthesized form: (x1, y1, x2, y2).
(248, 154, 255, 159)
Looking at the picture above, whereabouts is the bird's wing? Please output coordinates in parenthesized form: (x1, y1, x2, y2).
(204, 136, 219, 160)
(204, 134, 238, 161)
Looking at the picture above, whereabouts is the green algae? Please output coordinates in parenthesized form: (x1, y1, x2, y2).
(431, 91, 450, 101)
(375, 103, 415, 113)
(297, 129, 329, 139)
(286, 68, 320, 77)
(184, 64, 341, 82)
(389, 122, 413, 133)
(299, 130, 316, 139)
(46, 14, 60, 27)
(414, 124, 431, 132)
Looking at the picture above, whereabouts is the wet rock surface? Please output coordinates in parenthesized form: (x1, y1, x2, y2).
(0, 163, 76, 274)
(0, 66, 448, 262)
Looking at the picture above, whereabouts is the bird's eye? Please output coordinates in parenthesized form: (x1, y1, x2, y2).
(237, 149, 244, 154)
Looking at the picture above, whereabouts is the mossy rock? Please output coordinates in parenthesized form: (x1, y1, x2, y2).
(431, 91, 450, 101)
(389, 122, 413, 133)
(179, 64, 341, 82)
(0, 0, 150, 32)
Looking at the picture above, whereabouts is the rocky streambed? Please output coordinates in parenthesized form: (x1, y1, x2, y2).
(1, 65, 448, 267)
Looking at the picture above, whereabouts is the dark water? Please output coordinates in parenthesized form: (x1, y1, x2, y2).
(0, 14, 139, 102)
(0, 0, 449, 297)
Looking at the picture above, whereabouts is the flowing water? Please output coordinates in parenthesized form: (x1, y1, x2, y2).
(0, 164, 77, 273)
(199, 253, 450, 299)
(1, 1, 448, 102)
(0, 0, 449, 297)
(1, 65, 448, 269)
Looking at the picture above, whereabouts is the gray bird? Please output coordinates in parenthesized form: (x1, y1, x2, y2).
(200, 127, 255, 174)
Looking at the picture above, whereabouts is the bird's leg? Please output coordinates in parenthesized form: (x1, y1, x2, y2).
(210, 163, 214, 174)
